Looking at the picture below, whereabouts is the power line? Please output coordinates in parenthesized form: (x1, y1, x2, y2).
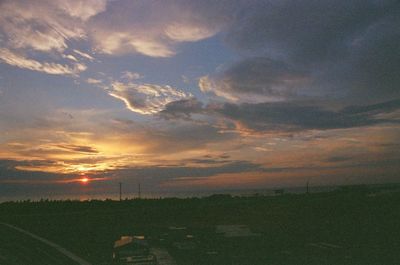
(119, 182, 122, 201)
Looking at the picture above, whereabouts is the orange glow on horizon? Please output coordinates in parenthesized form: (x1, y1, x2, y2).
(57, 176, 109, 184)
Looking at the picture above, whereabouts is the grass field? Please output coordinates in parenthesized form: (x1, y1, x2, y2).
(0, 184, 399, 265)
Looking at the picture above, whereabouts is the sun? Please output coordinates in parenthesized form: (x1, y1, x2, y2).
(79, 177, 89, 184)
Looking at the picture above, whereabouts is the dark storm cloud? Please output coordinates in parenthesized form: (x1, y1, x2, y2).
(200, 57, 308, 102)
(202, 0, 400, 102)
(342, 99, 400, 115)
(216, 99, 400, 132)
(158, 97, 400, 133)
(227, 0, 395, 62)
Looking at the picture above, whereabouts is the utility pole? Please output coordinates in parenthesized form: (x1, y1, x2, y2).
(306, 180, 310, 194)
(138, 183, 141, 199)
(119, 182, 122, 201)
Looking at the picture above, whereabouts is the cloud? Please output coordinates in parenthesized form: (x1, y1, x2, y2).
(215, 99, 400, 133)
(226, 1, 396, 62)
(197, 0, 400, 103)
(105, 160, 262, 184)
(91, 32, 177, 57)
(0, 0, 106, 52)
(73, 49, 95, 61)
(324, 156, 353, 163)
(154, 122, 232, 152)
(157, 97, 400, 134)
(108, 81, 193, 114)
(164, 22, 218, 42)
(55, 0, 108, 21)
(199, 57, 310, 102)
(86, 78, 103, 84)
(88, 0, 231, 57)
(0, 157, 262, 197)
(62, 54, 79, 62)
(0, 0, 229, 65)
(159, 98, 204, 119)
(1, 0, 399, 195)
(121, 71, 142, 81)
(0, 0, 105, 75)
(0, 159, 68, 182)
(342, 99, 400, 116)
(54, 144, 99, 154)
(0, 48, 87, 76)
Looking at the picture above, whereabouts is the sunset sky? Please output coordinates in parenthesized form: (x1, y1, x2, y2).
(0, 0, 399, 200)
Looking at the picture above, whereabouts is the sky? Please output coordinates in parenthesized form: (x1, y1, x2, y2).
(0, 0, 399, 200)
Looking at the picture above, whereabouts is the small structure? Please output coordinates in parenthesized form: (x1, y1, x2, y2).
(113, 236, 156, 265)
(216, 225, 260, 238)
(274, 189, 284, 195)
(168, 226, 187, 231)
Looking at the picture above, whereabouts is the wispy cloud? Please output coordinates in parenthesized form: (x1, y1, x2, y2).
(108, 81, 193, 114)
(0, 0, 104, 75)
(54, 144, 99, 154)
(86, 78, 103, 84)
(0, 48, 87, 76)
(73, 49, 95, 61)
(0, 0, 106, 51)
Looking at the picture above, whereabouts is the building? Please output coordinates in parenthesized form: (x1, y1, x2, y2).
(216, 225, 260, 238)
(113, 236, 156, 265)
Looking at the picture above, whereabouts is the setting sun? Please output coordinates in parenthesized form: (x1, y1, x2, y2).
(79, 177, 89, 184)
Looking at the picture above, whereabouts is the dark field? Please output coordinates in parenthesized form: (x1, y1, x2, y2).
(0, 224, 83, 265)
(1, 185, 400, 265)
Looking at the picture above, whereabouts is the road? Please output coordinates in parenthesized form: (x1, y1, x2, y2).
(0, 222, 92, 265)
